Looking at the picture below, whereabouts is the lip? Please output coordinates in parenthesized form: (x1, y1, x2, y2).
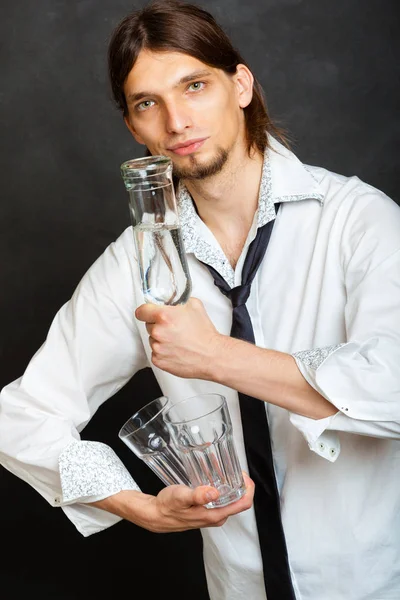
(167, 137, 208, 156)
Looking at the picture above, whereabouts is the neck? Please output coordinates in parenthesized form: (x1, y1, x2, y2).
(182, 142, 264, 244)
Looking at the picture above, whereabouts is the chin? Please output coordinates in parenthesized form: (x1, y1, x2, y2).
(171, 146, 229, 180)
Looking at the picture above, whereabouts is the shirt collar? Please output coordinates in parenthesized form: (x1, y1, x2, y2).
(176, 136, 325, 285)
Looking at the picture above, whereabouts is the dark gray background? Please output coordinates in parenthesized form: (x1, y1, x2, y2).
(0, 1, 398, 598)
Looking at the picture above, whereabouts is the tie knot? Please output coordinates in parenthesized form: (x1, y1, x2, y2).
(227, 283, 251, 308)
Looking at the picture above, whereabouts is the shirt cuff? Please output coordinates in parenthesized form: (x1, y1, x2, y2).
(292, 343, 346, 371)
(290, 343, 346, 461)
(289, 412, 340, 462)
(292, 336, 400, 423)
(61, 502, 126, 537)
(59, 440, 140, 503)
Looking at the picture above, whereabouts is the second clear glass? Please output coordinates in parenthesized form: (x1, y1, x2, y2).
(120, 155, 192, 305)
(164, 393, 246, 508)
(118, 396, 191, 487)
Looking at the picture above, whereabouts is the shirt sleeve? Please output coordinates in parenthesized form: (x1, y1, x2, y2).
(289, 186, 400, 461)
(0, 227, 149, 536)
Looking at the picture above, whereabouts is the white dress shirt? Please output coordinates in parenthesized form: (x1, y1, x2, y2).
(1, 137, 399, 600)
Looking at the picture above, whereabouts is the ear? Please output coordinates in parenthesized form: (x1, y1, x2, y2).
(124, 115, 146, 146)
(234, 64, 254, 109)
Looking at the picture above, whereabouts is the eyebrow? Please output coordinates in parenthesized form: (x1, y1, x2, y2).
(126, 69, 213, 104)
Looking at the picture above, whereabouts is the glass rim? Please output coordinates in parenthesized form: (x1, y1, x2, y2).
(120, 155, 171, 176)
(118, 395, 169, 438)
(164, 393, 226, 425)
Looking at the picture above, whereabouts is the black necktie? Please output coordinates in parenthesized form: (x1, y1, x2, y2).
(202, 207, 296, 600)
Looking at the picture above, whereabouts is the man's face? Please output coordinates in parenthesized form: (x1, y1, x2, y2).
(123, 50, 252, 179)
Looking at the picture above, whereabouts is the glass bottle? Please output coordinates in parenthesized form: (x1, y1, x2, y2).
(120, 155, 192, 305)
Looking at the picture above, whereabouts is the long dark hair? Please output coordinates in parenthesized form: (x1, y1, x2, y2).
(108, 0, 289, 155)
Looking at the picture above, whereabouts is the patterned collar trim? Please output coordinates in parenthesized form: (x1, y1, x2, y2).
(177, 182, 234, 284)
(176, 139, 324, 287)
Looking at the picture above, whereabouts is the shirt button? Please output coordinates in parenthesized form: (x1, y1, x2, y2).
(54, 497, 61, 504)
(319, 442, 325, 451)
(330, 448, 336, 456)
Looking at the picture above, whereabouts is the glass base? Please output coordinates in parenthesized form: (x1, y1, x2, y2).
(204, 483, 246, 509)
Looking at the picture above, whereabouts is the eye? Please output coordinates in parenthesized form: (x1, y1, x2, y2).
(188, 81, 205, 92)
(136, 100, 155, 112)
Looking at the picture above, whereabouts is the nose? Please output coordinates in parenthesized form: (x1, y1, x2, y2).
(163, 100, 192, 134)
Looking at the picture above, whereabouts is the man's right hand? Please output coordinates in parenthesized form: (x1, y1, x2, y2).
(90, 472, 255, 533)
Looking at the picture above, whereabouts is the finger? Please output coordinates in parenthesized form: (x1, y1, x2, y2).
(178, 476, 253, 513)
(204, 474, 255, 519)
(192, 485, 220, 507)
(146, 324, 167, 343)
(233, 471, 255, 506)
(135, 303, 161, 323)
(189, 297, 204, 309)
(226, 476, 255, 513)
(196, 473, 253, 510)
(242, 471, 255, 492)
(212, 517, 228, 527)
(170, 485, 220, 510)
(149, 336, 160, 353)
(145, 323, 155, 335)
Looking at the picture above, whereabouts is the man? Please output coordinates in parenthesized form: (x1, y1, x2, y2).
(1, 1, 399, 599)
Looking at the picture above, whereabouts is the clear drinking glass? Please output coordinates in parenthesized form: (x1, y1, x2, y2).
(120, 155, 192, 305)
(118, 396, 191, 487)
(164, 393, 246, 508)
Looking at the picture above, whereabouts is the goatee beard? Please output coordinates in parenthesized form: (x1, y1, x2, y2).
(171, 147, 229, 180)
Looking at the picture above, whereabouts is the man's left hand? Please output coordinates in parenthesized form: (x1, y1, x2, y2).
(135, 297, 224, 379)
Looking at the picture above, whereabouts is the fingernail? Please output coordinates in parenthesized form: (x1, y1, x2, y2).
(206, 490, 218, 501)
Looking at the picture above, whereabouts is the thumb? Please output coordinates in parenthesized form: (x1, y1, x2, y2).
(191, 485, 220, 507)
(171, 484, 220, 509)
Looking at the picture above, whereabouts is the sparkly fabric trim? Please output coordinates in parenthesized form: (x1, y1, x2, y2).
(59, 440, 139, 503)
(274, 192, 324, 204)
(293, 344, 346, 370)
(302, 163, 326, 190)
(177, 183, 235, 286)
(256, 156, 276, 227)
